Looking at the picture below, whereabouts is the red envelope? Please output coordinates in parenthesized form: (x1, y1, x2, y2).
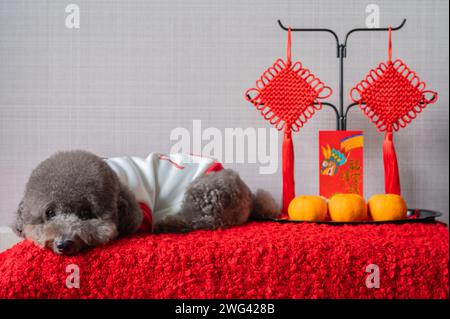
(319, 131, 364, 198)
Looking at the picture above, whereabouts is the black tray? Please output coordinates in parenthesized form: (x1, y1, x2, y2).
(270, 208, 442, 225)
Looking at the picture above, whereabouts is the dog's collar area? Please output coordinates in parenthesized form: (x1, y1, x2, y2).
(138, 202, 153, 233)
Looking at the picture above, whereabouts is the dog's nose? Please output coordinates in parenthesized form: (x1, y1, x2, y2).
(56, 239, 74, 253)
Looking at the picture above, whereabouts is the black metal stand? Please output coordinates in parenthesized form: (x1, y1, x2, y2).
(277, 19, 407, 130)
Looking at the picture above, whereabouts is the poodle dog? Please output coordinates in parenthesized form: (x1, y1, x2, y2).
(13, 150, 279, 255)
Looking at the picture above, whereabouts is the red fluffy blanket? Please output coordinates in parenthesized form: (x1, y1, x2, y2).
(0, 221, 448, 299)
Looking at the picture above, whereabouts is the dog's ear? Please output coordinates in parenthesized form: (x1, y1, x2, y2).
(116, 184, 143, 236)
(12, 200, 25, 237)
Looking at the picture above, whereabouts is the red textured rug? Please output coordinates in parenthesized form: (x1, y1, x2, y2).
(0, 221, 448, 299)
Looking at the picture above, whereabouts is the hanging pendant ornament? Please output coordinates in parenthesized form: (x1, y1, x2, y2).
(350, 27, 438, 195)
(245, 28, 332, 214)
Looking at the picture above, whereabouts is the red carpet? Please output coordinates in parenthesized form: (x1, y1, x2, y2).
(0, 221, 448, 299)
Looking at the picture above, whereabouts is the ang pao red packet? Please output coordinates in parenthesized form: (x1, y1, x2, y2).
(319, 131, 364, 198)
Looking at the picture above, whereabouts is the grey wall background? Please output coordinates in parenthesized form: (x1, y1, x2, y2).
(0, 0, 448, 225)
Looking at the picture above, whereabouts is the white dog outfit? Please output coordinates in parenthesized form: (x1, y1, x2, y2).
(106, 153, 223, 231)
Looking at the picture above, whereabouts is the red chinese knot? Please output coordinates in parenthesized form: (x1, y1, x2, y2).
(350, 59, 437, 132)
(245, 30, 332, 132)
(350, 27, 438, 195)
(245, 28, 332, 214)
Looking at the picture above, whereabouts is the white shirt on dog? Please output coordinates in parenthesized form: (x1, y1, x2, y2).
(106, 153, 223, 228)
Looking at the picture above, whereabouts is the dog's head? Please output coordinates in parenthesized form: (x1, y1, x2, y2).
(14, 150, 142, 255)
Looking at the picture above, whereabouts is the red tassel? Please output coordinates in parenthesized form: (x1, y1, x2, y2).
(382, 131, 401, 195)
(282, 129, 295, 214)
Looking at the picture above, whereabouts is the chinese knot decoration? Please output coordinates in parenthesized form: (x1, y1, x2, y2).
(245, 28, 332, 213)
(350, 27, 438, 195)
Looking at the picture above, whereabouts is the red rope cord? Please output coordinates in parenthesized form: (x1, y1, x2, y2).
(287, 27, 292, 65)
(388, 26, 392, 64)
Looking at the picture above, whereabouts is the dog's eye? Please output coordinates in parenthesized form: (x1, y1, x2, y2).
(45, 208, 56, 220)
(79, 208, 94, 220)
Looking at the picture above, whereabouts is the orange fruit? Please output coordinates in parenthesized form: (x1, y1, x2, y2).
(288, 195, 328, 221)
(328, 193, 367, 222)
(368, 194, 407, 221)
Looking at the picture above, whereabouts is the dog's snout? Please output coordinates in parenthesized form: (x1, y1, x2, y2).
(56, 239, 75, 254)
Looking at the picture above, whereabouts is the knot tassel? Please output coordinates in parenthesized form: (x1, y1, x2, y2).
(382, 131, 401, 195)
(282, 129, 295, 215)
